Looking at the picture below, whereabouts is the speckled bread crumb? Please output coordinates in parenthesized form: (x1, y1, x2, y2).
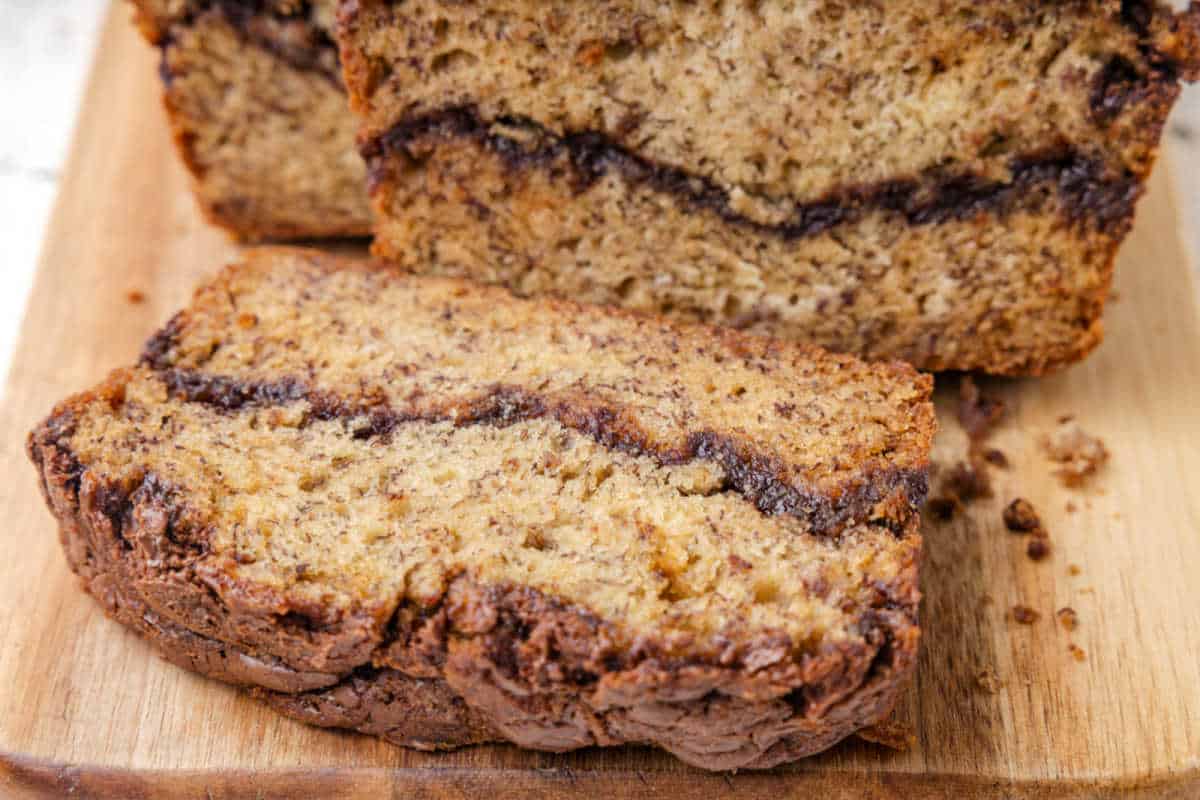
(28, 248, 934, 770)
(340, 0, 1200, 374)
(129, 0, 370, 239)
(1041, 420, 1111, 487)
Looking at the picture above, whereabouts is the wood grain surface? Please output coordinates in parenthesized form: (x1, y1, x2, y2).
(1, 7, 1198, 798)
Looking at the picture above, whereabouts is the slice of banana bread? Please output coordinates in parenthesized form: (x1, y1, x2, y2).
(130, 1, 371, 239)
(340, 0, 1200, 375)
(28, 247, 934, 769)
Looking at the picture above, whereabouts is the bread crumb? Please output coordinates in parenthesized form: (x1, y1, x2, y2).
(1068, 644, 1087, 662)
(1001, 498, 1050, 560)
(856, 713, 916, 750)
(1002, 498, 1042, 533)
(944, 460, 992, 502)
(1065, 501, 1078, 514)
(976, 668, 1003, 693)
(1056, 607, 1079, 631)
(126, 289, 146, 305)
(1041, 420, 1109, 487)
(958, 376, 1005, 441)
(1067, 564, 1082, 576)
(926, 495, 961, 522)
(1012, 605, 1040, 624)
(926, 457, 993, 521)
(1026, 537, 1051, 561)
(926, 450, 993, 520)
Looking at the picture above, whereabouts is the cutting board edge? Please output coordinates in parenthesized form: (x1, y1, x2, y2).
(3, 750, 1199, 800)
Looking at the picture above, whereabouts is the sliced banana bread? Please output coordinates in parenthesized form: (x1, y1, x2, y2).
(28, 247, 934, 769)
(130, 1, 371, 239)
(340, 0, 1200, 375)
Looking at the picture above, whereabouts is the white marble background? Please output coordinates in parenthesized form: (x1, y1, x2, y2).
(1, 1, 1197, 390)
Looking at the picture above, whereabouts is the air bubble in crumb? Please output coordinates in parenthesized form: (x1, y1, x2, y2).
(522, 529, 550, 551)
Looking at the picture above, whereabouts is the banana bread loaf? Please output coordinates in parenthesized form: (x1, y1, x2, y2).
(130, 1, 371, 239)
(29, 247, 934, 769)
(340, 0, 1200, 375)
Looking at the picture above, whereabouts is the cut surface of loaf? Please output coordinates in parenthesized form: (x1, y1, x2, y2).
(129, 0, 371, 239)
(29, 248, 934, 769)
(339, 0, 1200, 374)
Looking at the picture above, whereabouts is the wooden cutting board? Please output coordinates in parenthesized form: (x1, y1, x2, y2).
(1, 7, 1198, 798)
